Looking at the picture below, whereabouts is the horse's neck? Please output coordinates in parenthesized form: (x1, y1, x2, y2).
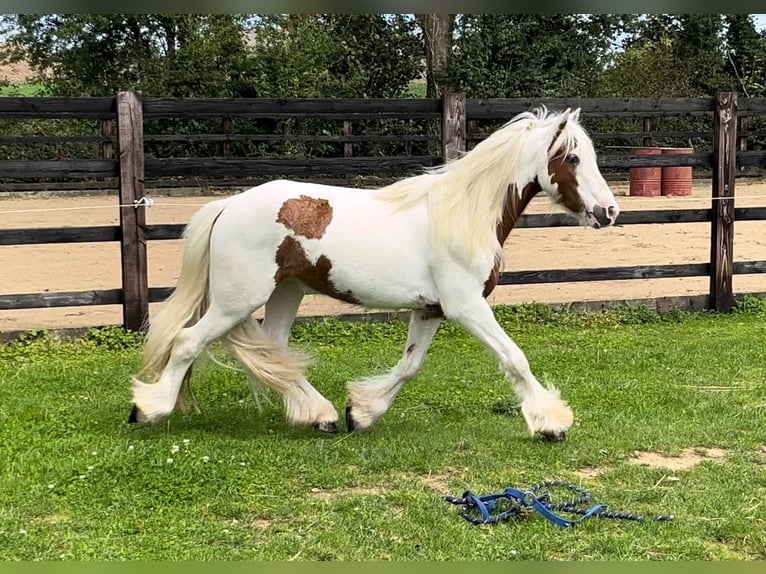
(496, 180, 542, 244)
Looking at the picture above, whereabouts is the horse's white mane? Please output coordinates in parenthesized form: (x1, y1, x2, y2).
(374, 106, 582, 271)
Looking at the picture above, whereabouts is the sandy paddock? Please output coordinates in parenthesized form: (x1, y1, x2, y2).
(3, 180, 766, 333)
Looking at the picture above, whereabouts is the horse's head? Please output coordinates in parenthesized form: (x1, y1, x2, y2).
(537, 108, 620, 229)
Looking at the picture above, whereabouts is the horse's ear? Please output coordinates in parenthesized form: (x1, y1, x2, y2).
(571, 108, 581, 122)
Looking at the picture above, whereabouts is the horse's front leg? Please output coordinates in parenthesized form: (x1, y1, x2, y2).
(345, 309, 442, 431)
(441, 291, 573, 441)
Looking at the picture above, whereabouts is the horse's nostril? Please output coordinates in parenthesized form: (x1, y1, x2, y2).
(607, 205, 618, 219)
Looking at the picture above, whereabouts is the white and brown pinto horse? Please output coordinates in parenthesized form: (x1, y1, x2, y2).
(129, 107, 619, 441)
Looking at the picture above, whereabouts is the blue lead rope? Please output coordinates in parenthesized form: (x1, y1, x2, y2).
(446, 481, 674, 527)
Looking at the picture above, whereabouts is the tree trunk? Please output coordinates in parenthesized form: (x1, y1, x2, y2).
(416, 14, 455, 98)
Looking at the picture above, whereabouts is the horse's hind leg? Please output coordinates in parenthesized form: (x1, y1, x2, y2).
(257, 281, 339, 433)
(131, 302, 252, 423)
(346, 310, 442, 431)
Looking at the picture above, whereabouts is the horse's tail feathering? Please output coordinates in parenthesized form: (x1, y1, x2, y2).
(136, 197, 229, 392)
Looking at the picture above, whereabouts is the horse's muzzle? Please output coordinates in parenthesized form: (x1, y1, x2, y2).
(587, 205, 618, 229)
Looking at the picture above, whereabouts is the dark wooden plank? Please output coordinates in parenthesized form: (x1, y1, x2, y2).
(470, 130, 715, 141)
(736, 150, 766, 167)
(709, 92, 737, 312)
(0, 160, 118, 179)
(734, 260, 766, 274)
(498, 263, 709, 285)
(441, 91, 466, 161)
(0, 97, 116, 119)
(0, 135, 111, 144)
(585, 130, 712, 141)
(734, 207, 766, 221)
(143, 134, 436, 143)
(735, 98, 766, 115)
(149, 287, 174, 303)
(146, 224, 186, 241)
(143, 133, 436, 143)
(466, 97, 716, 118)
(598, 152, 713, 169)
(117, 90, 149, 332)
(142, 97, 442, 119)
(0, 226, 120, 246)
(145, 156, 440, 178)
(0, 289, 123, 310)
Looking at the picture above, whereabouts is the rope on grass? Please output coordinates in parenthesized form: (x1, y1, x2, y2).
(445, 480, 674, 527)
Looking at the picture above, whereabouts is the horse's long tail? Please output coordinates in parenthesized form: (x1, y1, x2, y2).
(136, 198, 229, 393)
(133, 195, 313, 417)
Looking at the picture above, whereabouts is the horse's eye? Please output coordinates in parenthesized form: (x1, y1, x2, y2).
(567, 154, 580, 166)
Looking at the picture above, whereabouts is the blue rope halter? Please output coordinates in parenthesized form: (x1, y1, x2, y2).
(445, 480, 674, 527)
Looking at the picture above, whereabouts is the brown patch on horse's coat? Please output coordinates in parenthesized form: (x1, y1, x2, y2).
(276, 195, 333, 239)
(274, 236, 359, 304)
(483, 181, 542, 298)
(548, 149, 585, 214)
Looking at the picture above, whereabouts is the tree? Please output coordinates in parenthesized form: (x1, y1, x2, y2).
(244, 14, 422, 98)
(1, 14, 251, 97)
(442, 14, 621, 98)
(674, 14, 730, 96)
(602, 37, 694, 97)
(415, 14, 455, 97)
(724, 14, 766, 97)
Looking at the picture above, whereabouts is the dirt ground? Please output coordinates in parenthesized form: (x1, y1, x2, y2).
(3, 180, 766, 333)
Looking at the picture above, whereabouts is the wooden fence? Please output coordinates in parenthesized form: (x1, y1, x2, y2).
(1, 91, 766, 332)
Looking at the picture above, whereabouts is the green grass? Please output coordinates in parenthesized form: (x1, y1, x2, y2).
(0, 82, 46, 97)
(1, 302, 766, 560)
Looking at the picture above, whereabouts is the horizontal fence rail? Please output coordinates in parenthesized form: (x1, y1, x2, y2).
(2, 91, 766, 330)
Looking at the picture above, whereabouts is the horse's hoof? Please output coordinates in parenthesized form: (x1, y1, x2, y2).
(539, 431, 566, 442)
(313, 421, 339, 434)
(128, 404, 141, 424)
(345, 406, 355, 432)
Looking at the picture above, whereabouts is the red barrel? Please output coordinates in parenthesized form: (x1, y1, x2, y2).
(629, 147, 662, 197)
(661, 147, 693, 196)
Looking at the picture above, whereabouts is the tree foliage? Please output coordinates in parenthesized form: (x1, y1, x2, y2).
(441, 14, 623, 98)
(1, 14, 251, 97)
(2, 13, 766, 102)
(242, 14, 422, 98)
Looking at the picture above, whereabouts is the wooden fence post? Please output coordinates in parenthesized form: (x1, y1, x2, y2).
(441, 91, 466, 162)
(709, 92, 738, 313)
(222, 117, 232, 157)
(642, 116, 653, 147)
(343, 120, 353, 158)
(738, 115, 748, 152)
(100, 119, 113, 159)
(116, 90, 149, 332)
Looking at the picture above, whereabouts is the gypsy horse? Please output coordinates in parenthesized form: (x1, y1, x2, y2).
(129, 107, 619, 441)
